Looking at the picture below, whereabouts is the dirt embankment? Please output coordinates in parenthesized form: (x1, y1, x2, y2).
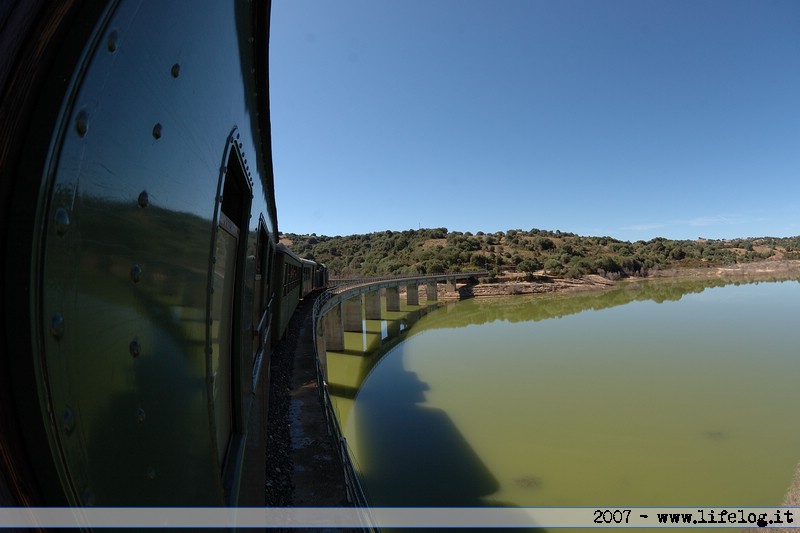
(651, 259, 800, 279)
(454, 274, 615, 298)
(448, 260, 800, 298)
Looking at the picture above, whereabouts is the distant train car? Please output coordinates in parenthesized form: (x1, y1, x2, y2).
(0, 0, 285, 507)
(314, 263, 329, 291)
(300, 258, 317, 298)
(271, 244, 303, 346)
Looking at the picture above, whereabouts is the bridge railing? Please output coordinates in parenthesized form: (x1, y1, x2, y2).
(329, 270, 488, 287)
(310, 292, 374, 519)
(319, 271, 487, 317)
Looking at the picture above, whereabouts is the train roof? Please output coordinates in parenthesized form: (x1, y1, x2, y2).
(275, 243, 317, 266)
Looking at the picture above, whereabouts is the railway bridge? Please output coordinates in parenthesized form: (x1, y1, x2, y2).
(299, 271, 486, 508)
(314, 271, 488, 363)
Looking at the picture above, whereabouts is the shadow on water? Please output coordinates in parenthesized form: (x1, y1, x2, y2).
(352, 351, 547, 532)
(354, 352, 495, 505)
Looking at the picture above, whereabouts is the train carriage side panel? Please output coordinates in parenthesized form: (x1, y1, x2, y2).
(300, 258, 316, 298)
(272, 244, 302, 344)
(0, 0, 277, 506)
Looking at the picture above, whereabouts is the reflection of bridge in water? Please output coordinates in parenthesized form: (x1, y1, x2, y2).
(314, 274, 725, 402)
(313, 271, 487, 383)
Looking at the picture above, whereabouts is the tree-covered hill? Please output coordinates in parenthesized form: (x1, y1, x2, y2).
(281, 228, 800, 280)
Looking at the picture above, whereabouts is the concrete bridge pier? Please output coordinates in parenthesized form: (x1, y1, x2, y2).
(407, 283, 419, 305)
(446, 279, 457, 292)
(323, 303, 345, 351)
(426, 281, 438, 302)
(343, 296, 363, 333)
(365, 291, 381, 320)
(386, 286, 400, 312)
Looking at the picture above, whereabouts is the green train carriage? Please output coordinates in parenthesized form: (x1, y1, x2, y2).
(314, 263, 330, 291)
(271, 244, 303, 345)
(0, 0, 313, 507)
(300, 257, 317, 298)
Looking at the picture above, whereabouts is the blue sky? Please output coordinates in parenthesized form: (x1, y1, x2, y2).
(269, 0, 800, 242)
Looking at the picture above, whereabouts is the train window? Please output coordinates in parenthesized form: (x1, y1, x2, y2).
(253, 217, 271, 356)
(254, 219, 267, 304)
(264, 240, 274, 303)
(210, 215, 238, 469)
(220, 161, 247, 226)
(254, 234, 263, 278)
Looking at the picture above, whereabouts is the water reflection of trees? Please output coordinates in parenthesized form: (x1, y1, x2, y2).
(409, 277, 799, 332)
(331, 276, 799, 418)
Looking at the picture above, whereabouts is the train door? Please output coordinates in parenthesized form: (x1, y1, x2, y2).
(209, 132, 252, 501)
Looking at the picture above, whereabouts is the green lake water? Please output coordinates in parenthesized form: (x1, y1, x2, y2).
(327, 278, 800, 510)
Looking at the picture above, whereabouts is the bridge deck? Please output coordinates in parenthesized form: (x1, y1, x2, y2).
(320, 271, 488, 317)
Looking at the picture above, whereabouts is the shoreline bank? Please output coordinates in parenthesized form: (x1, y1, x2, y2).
(448, 259, 800, 299)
